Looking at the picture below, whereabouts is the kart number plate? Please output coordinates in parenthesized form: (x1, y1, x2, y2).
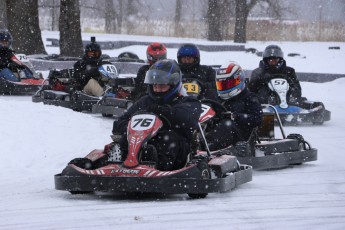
(130, 114, 156, 130)
(183, 83, 199, 93)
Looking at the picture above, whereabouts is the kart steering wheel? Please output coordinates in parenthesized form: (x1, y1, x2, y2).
(201, 99, 228, 115)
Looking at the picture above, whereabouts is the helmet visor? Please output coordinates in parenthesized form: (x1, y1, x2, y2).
(87, 50, 101, 58)
(144, 69, 180, 85)
(216, 77, 241, 91)
(147, 53, 166, 63)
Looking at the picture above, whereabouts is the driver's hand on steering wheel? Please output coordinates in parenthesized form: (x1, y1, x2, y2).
(221, 111, 237, 121)
(147, 104, 173, 117)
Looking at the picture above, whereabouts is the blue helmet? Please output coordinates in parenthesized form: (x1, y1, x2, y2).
(0, 29, 13, 48)
(144, 59, 182, 103)
(177, 43, 200, 68)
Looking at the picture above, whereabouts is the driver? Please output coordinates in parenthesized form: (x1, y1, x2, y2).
(0, 29, 33, 82)
(72, 37, 110, 96)
(177, 43, 217, 99)
(131, 42, 167, 100)
(248, 45, 302, 105)
(112, 59, 202, 171)
(205, 62, 262, 151)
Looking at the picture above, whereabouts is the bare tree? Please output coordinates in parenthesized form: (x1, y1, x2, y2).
(0, 0, 7, 28)
(6, 0, 46, 54)
(207, 0, 222, 41)
(234, 0, 257, 43)
(234, 0, 285, 43)
(174, 0, 183, 36)
(105, 1, 117, 33)
(59, 0, 83, 57)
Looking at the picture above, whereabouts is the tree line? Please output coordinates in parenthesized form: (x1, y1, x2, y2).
(2, 0, 284, 57)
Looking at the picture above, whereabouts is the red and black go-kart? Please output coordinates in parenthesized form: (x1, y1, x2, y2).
(55, 104, 252, 198)
(0, 54, 44, 95)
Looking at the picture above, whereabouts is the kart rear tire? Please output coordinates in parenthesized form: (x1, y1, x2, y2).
(70, 191, 92, 195)
(102, 113, 113, 118)
(312, 121, 324, 125)
(188, 161, 210, 199)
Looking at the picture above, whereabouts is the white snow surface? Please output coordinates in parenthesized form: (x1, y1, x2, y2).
(1, 32, 345, 230)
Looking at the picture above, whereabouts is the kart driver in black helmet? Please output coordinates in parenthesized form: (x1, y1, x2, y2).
(112, 59, 202, 171)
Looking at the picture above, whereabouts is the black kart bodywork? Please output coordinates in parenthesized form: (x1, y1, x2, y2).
(0, 77, 44, 95)
(92, 96, 133, 117)
(33, 89, 100, 112)
(32, 69, 100, 112)
(262, 100, 331, 125)
(229, 104, 317, 169)
(91, 75, 136, 117)
(201, 100, 318, 170)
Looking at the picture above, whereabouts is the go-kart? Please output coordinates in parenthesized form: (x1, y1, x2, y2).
(261, 78, 330, 125)
(0, 54, 44, 95)
(201, 99, 318, 170)
(32, 63, 119, 112)
(55, 104, 252, 198)
(91, 75, 136, 117)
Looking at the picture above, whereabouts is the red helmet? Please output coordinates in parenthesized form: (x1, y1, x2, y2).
(146, 42, 167, 65)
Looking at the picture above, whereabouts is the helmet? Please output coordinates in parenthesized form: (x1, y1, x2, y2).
(0, 29, 13, 48)
(263, 45, 284, 59)
(144, 59, 182, 103)
(177, 43, 200, 69)
(146, 42, 167, 65)
(216, 62, 246, 100)
(84, 37, 102, 60)
(262, 45, 284, 68)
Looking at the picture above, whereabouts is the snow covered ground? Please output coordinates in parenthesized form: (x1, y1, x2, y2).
(1, 32, 345, 230)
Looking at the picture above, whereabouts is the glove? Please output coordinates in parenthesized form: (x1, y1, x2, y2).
(221, 111, 237, 121)
(147, 104, 173, 117)
(86, 65, 99, 75)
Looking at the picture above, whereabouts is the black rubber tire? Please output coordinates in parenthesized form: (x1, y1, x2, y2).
(188, 161, 211, 199)
(102, 113, 113, 118)
(70, 191, 92, 195)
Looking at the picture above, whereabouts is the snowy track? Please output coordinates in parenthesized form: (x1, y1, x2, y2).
(1, 33, 345, 229)
(1, 80, 345, 229)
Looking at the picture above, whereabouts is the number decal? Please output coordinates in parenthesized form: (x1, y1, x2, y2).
(183, 83, 199, 93)
(273, 79, 286, 85)
(130, 114, 157, 130)
(102, 64, 118, 74)
(133, 118, 153, 128)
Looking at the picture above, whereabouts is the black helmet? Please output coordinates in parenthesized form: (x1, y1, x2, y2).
(84, 37, 102, 60)
(263, 45, 284, 59)
(144, 59, 182, 103)
(262, 45, 284, 69)
(0, 29, 13, 48)
(177, 43, 200, 70)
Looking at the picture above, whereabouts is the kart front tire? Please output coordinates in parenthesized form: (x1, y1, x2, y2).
(188, 161, 210, 199)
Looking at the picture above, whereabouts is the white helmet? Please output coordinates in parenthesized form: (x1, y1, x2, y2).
(216, 62, 246, 100)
